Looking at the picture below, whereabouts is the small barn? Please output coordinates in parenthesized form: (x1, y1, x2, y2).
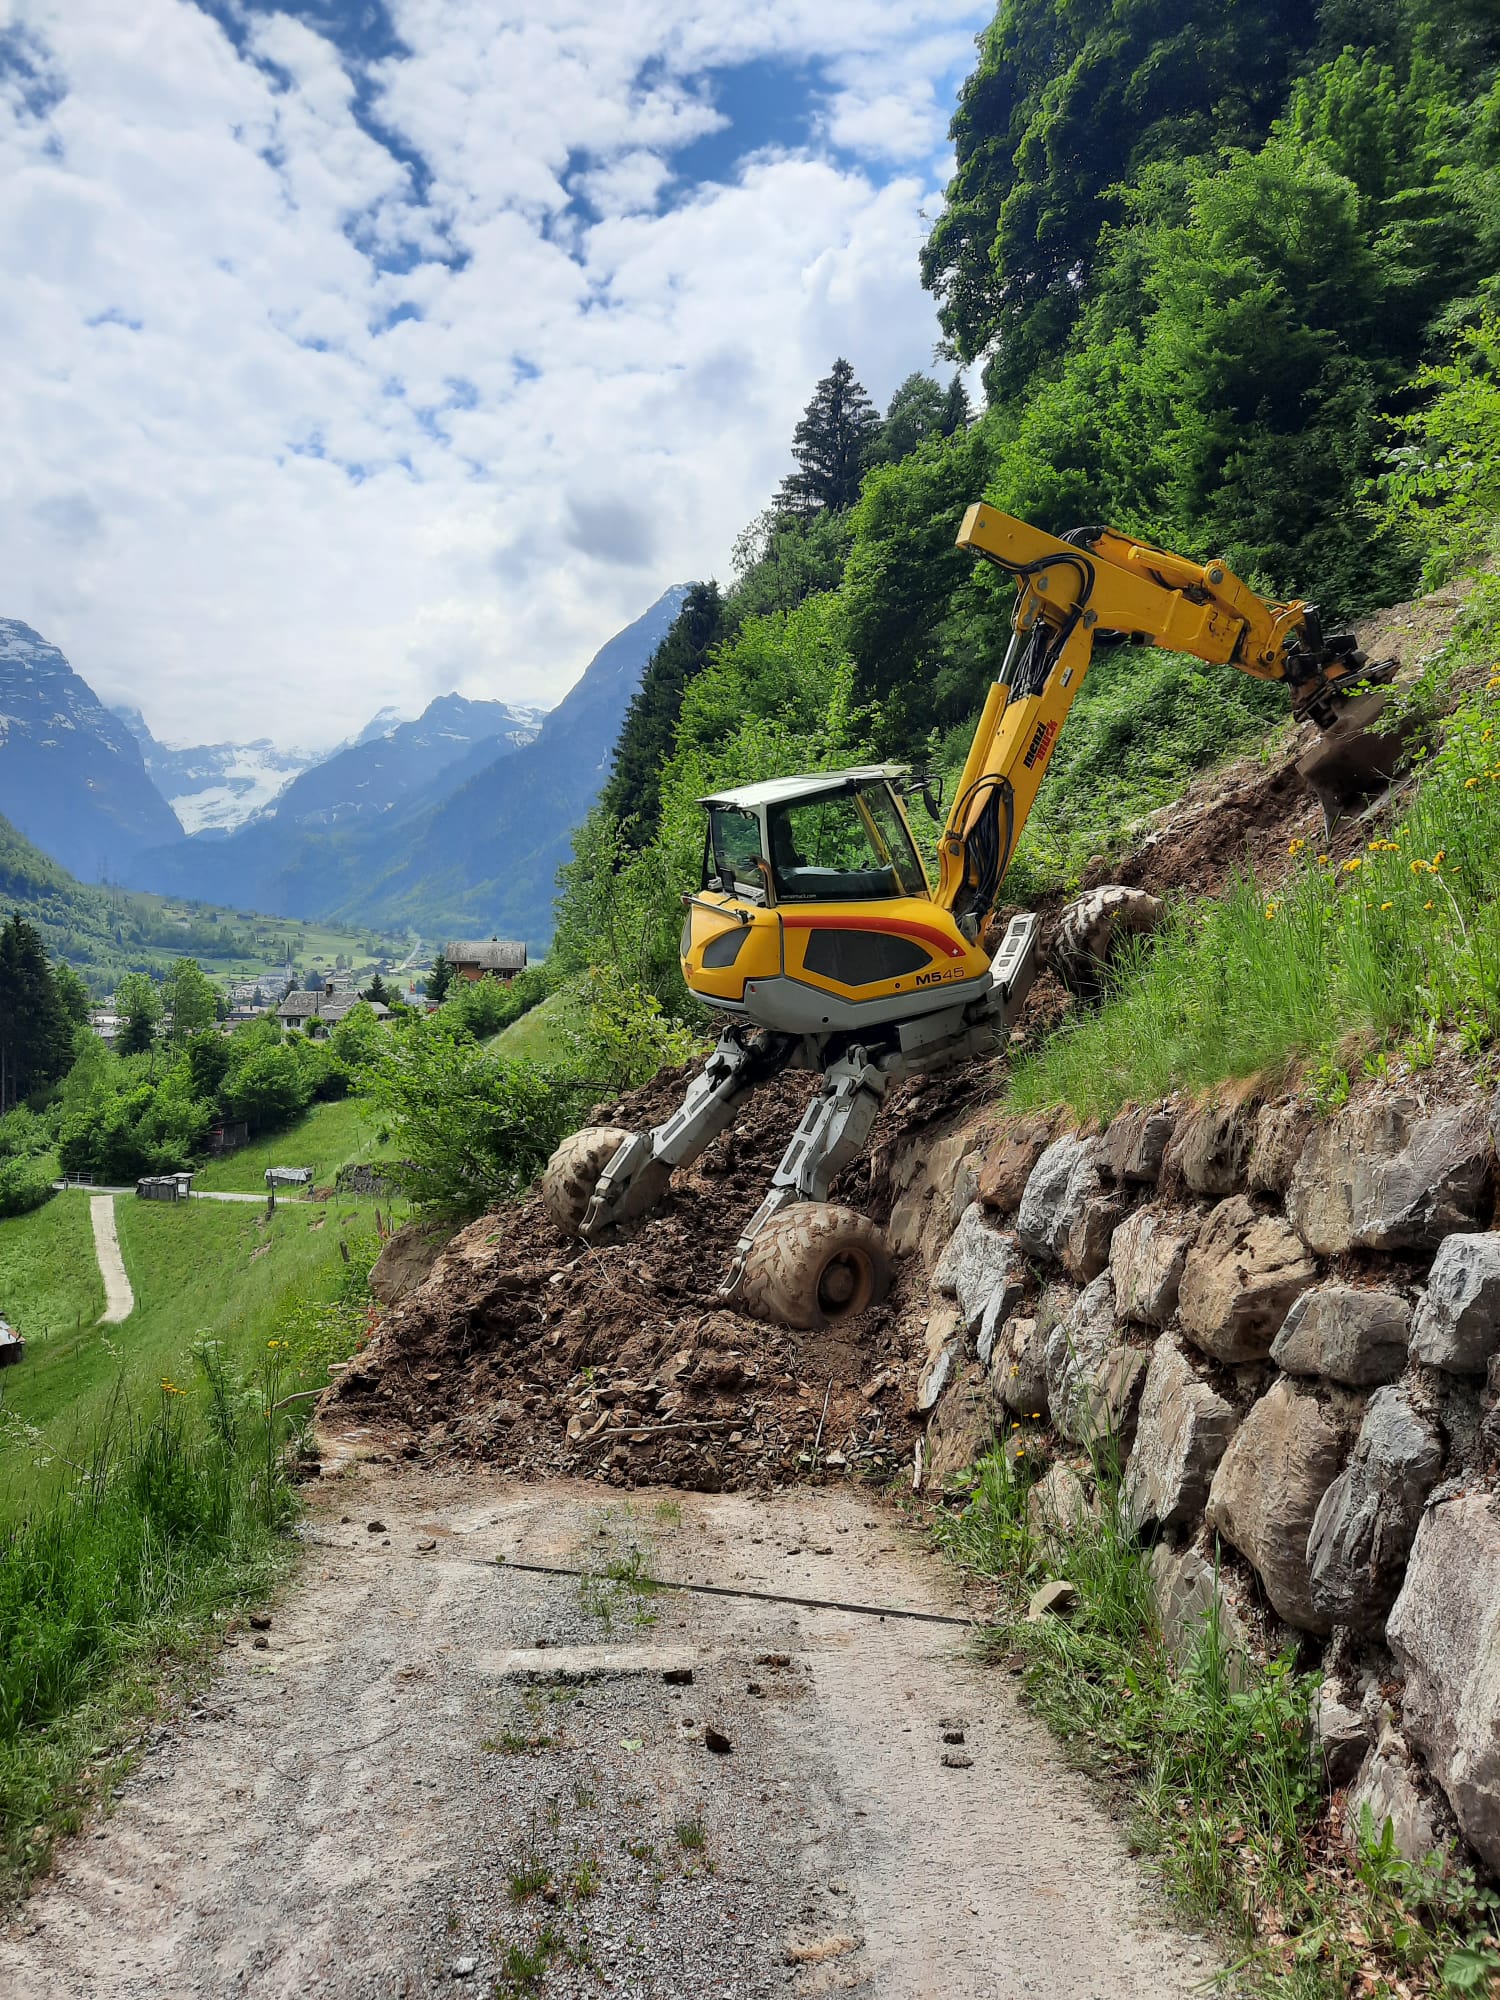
(445, 938, 527, 984)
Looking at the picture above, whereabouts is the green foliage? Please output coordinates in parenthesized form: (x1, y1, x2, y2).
(424, 951, 453, 1005)
(113, 972, 161, 1058)
(162, 958, 217, 1045)
(1012, 579, 1500, 1117)
(1380, 314, 1500, 583)
(357, 1015, 585, 1218)
(0, 1157, 53, 1220)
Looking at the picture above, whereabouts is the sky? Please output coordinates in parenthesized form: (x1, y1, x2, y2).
(0, 0, 991, 751)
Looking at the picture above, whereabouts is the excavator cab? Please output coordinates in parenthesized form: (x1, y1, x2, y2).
(683, 768, 1002, 1032)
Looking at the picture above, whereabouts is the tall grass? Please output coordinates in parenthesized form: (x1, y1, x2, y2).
(1011, 580, 1500, 1119)
(936, 1446, 1500, 1995)
(0, 1252, 375, 1903)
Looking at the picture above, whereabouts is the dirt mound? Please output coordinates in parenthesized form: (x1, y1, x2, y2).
(326, 1066, 940, 1491)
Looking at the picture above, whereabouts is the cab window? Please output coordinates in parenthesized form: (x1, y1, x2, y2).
(705, 806, 766, 898)
(768, 785, 925, 901)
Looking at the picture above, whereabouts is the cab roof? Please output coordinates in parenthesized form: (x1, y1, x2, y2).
(698, 765, 908, 813)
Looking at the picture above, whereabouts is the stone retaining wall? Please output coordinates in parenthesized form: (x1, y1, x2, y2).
(899, 1090, 1500, 1877)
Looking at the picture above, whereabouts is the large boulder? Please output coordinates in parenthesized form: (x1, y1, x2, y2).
(1307, 1385, 1444, 1635)
(1387, 1493, 1500, 1872)
(1124, 1334, 1238, 1533)
(1167, 1101, 1253, 1197)
(977, 1116, 1053, 1215)
(1409, 1234, 1500, 1376)
(1178, 1196, 1317, 1364)
(1043, 1274, 1145, 1451)
(1101, 1105, 1176, 1188)
(1015, 1135, 1105, 1267)
(933, 1203, 1026, 1336)
(1206, 1378, 1358, 1632)
(1286, 1102, 1491, 1256)
(1271, 1284, 1411, 1387)
(1109, 1207, 1196, 1327)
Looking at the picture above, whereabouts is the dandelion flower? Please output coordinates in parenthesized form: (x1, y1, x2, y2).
(1424, 900, 1435, 910)
(160, 1378, 184, 1396)
(1317, 853, 1331, 865)
(1343, 856, 1362, 872)
(1380, 901, 1393, 911)
(1264, 903, 1278, 919)
(1466, 777, 1481, 789)
(1287, 837, 1306, 855)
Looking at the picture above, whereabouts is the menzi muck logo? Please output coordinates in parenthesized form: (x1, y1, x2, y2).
(1022, 719, 1059, 771)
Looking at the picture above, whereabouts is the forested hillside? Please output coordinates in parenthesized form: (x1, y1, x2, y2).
(552, 0, 1500, 1010)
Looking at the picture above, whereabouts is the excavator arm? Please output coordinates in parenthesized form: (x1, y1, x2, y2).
(936, 504, 1388, 929)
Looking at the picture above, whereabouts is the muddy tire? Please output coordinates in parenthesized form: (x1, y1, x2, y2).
(541, 1126, 633, 1238)
(738, 1203, 892, 1331)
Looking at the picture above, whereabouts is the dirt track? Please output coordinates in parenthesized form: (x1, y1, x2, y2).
(0, 1459, 1219, 1999)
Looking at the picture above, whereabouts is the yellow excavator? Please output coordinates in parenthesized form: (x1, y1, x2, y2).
(543, 504, 1395, 1327)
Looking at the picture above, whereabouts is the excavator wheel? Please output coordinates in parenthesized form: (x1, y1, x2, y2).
(1051, 885, 1164, 996)
(738, 1203, 892, 1332)
(541, 1126, 634, 1239)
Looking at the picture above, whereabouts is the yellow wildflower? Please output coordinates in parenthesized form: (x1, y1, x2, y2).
(1264, 902, 1278, 919)
(1466, 776, 1482, 789)
(1424, 900, 1435, 911)
(1380, 901, 1393, 911)
(1317, 853, 1330, 866)
(1343, 856, 1362, 872)
(161, 1378, 184, 1396)
(1287, 837, 1306, 855)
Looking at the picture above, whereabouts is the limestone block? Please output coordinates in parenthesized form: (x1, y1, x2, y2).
(1248, 1100, 1314, 1196)
(1016, 1134, 1105, 1266)
(1410, 1233, 1500, 1375)
(1123, 1334, 1238, 1533)
(933, 1202, 1026, 1335)
(1148, 1543, 1251, 1684)
(1043, 1274, 1145, 1450)
(1109, 1207, 1196, 1327)
(1178, 1195, 1316, 1364)
(1206, 1378, 1357, 1632)
(991, 1313, 1049, 1419)
(1168, 1101, 1253, 1197)
(977, 1116, 1052, 1215)
(1387, 1493, 1500, 1872)
(1287, 1102, 1491, 1256)
(1101, 1105, 1176, 1188)
(1271, 1284, 1411, 1387)
(1307, 1385, 1443, 1635)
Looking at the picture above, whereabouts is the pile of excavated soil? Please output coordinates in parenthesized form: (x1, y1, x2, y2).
(324, 1063, 967, 1492)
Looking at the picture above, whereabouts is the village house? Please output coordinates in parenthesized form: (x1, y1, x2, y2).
(445, 938, 527, 984)
(275, 982, 391, 1036)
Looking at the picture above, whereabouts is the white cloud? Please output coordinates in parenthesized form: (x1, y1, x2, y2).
(0, 0, 988, 748)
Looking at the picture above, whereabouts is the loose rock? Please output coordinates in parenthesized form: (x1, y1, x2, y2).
(1027, 1579, 1079, 1621)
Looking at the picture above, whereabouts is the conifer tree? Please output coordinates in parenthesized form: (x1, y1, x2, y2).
(0, 913, 73, 1110)
(777, 359, 881, 516)
(426, 952, 454, 1004)
(599, 582, 726, 837)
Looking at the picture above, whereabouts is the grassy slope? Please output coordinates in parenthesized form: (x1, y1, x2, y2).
(489, 979, 586, 1061)
(191, 1093, 391, 1192)
(0, 1192, 382, 1517)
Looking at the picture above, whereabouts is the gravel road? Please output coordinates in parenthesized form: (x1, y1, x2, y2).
(0, 1460, 1219, 1999)
(89, 1195, 134, 1324)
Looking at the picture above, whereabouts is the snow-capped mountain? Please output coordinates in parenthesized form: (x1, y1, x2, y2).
(0, 621, 183, 878)
(112, 707, 320, 835)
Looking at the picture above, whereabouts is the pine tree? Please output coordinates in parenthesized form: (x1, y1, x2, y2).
(876, 372, 947, 462)
(362, 972, 391, 1005)
(0, 913, 73, 1111)
(939, 373, 972, 437)
(777, 359, 881, 516)
(599, 582, 726, 837)
(426, 953, 454, 1004)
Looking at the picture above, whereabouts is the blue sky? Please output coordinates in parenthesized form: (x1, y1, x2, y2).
(0, 0, 991, 747)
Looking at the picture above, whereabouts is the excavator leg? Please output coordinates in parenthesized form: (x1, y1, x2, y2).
(540, 1026, 796, 1240)
(721, 1049, 895, 1330)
